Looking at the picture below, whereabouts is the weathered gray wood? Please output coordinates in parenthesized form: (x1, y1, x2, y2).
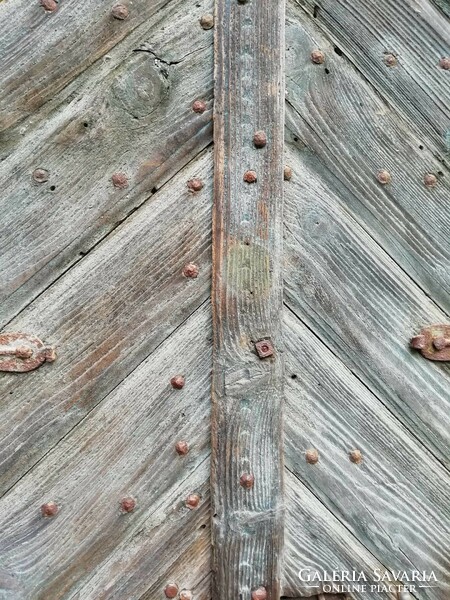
(283, 471, 397, 600)
(0, 303, 211, 599)
(0, 149, 212, 494)
(292, 0, 450, 159)
(283, 310, 450, 600)
(284, 143, 450, 465)
(286, 2, 450, 313)
(211, 0, 285, 597)
(0, 0, 213, 327)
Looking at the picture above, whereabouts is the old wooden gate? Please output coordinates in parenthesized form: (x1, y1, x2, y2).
(1, 0, 449, 598)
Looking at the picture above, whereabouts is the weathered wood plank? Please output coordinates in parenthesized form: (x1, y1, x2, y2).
(283, 143, 450, 465)
(283, 471, 397, 600)
(292, 0, 450, 158)
(0, 148, 212, 494)
(283, 310, 450, 600)
(0, 304, 211, 599)
(286, 2, 450, 312)
(0, 0, 214, 327)
(211, 0, 285, 598)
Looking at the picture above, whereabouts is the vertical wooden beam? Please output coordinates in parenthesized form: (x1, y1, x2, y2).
(212, 0, 285, 597)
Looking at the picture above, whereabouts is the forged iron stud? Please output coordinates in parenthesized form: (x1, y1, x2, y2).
(164, 583, 179, 598)
(383, 53, 397, 67)
(120, 496, 136, 513)
(311, 50, 325, 64)
(240, 473, 255, 489)
(349, 449, 363, 464)
(284, 166, 292, 181)
(171, 375, 185, 389)
(33, 168, 50, 183)
(376, 169, 391, 185)
(183, 263, 199, 278)
(175, 441, 189, 455)
(179, 591, 193, 600)
(186, 493, 201, 509)
(439, 57, 450, 70)
(424, 173, 437, 188)
(254, 339, 274, 359)
(410, 335, 426, 350)
(192, 100, 207, 114)
(187, 178, 204, 192)
(200, 14, 214, 29)
(112, 172, 128, 188)
(40, 0, 58, 11)
(111, 3, 129, 19)
(253, 131, 267, 148)
(41, 501, 59, 517)
(305, 448, 319, 464)
(251, 587, 268, 600)
(243, 170, 257, 183)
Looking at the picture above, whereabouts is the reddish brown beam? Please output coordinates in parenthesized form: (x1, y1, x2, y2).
(211, 0, 285, 598)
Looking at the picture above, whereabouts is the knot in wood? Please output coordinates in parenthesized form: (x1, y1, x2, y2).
(120, 496, 136, 512)
(251, 587, 268, 600)
(376, 169, 391, 185)
(187, 178, 204, 192)
(349, 449, 363, 464)
(33, 168, 50, 183)
(111, 3, 129, 20)
(192, 99, 207, 114)
(40, 0, 58, 12)
(305, 448, 319, 464)
(164, 583, 179, 598)
(200, 14, 214, 29)
(175, 440, 190, 455)
(243, 170, 257, 183)
(111, 172, 128, 188)
(41, 501, 59, 517)
(439, 57, 450, 70)
(311, 50, 325, 64)
(424, 173, 437, 188)
(170, 375, 185, 389)
(253, 130, 267, 148)
(239, 473, 255, 489)
(186, 493, 201, 509)
(183, 263, 199, 278)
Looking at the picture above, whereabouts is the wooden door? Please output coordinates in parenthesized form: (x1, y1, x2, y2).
(1, 0, 449, 599)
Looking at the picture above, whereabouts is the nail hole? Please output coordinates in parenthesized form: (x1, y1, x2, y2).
(313, 5, 319, 17)
(438, 170, 444, 177)
(200, 523, 206, 529)
(419, 144, 424, 150)
(291, 374, 297, 379)
(151, 187, 158, 194)
(334, 46, 343, 56)
(50, 185, 56, 191)
(293, 136, 299, 142)
(83, 122, 89, 128)
(324, 68, 330, 74)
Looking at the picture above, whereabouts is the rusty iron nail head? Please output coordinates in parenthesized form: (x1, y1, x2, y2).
(175, 440, 190, 455)
(376, 169, 391, 185)
(170, 375, 185, 389)
(33, 168, 50, 183)
(164, 583, 179, 598)
(253, 131, 267, 148)
(120, 496, 136, 513)
(179, 591, 193, 600)
(424, 173, 437, 188)
(410, 335, 426, 350)
(439, 57, 450, 70)
(40, 0, 58, 11)
(187, 178, 204, 192)
(183, 263, 199, 278)
(112, 172, 128, 188)
(111, 3, 129, 19)
(311, 50, 325, 64)
(186, 493, 201, 509)
(349, 449, 363, 464)
(240, 473, 255, 489)
(41, 501, 58, 517)
(200, 14, 214, 29)
(284, 166, 293, 181)
(383, 53, 397, 67)
(433, 336, 450, 350)
(254, 339, 274, 359)
(251, 587, 268, 600)
(243, 170, 257, 183)
(305, 448, 319, 464)
(192, 99, 207, 114)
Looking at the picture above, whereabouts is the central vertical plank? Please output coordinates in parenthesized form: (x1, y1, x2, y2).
(212, 0, 285, 598)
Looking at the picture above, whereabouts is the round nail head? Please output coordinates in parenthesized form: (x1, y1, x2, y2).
(164, 583, 179, 599)
(384, 53, 397, 67)
(41, 501, 59, 517)
(187, 178, 204, 192)
(179, 591, 193, 600)
(200, 14, 214, 29)
(284, 166, 292, 181)
(192, 100, 207, 114)
(311, 50, 325, 64)
(33, 168, 50, 183)
(186, 493, 201, 509)
(175, 440, 189, 455)
(120, 496, 136, 512)
(243, 170, 257, 183)
(111, 4, 129, 19)
(253, 130, 267, 148)
(424, 173, 437, 188)
(112, 172, 128, 188)
(376, 169, 391, 185)
(305, 448, 319, 464)
(40, 0, 58, 12)
(439, 57, 450, 70)
(349, 449, 363, 464)
(240, 473, 255, 489)
(171, 375, 185, 389)
(251, 587, 268, 600)
(183, 263, 199, 278)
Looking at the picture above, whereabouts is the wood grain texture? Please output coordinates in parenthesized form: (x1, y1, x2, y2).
(0, 303, 211, 599)
(286, 2, 450, 313)
(212, 0, 285, 598)
(0, 148, 212, 495)
(0, 0, 213, 327)
(283, 310, 450, 600)
(292, 0, 450, 159)
(283, 142, 450, 466)
(283, 471, 397, 600)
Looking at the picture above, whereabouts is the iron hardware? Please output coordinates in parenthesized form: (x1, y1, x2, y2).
(0, 333, 56, 372)
(410, 325, 450, 361)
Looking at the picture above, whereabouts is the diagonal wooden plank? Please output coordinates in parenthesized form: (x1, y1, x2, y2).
(291, 0, 450, 158)
(0, 148, 212, 495)
(286, 1, 450, 313)
(212, 0, 285, 598)
(0, 0, 214, 327)
(283, 309, 450, 600)
(0, 303, 211, 599)
(283, 470, 398, 600)
(283, 143, 450, 466)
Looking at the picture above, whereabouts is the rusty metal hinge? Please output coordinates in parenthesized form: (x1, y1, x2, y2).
(410, 325, 450, 361)
(0, 333, 56, 372)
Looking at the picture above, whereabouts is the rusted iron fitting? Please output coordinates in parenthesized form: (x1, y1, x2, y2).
(112, 172, 128, 188)
(187, 178, 204, 192)
(383, 53, 397, 67)
(424, 173, 437, 188)
(192, 99, 207, 114)
(41, 501, 59, 517)
(251, 587, 268, 600)
(349, 449, 363, 464)
(33, 168, 50, 183)
(254, 339, 274, 359)
(410, 325, 450, 361)
(183, 263, 199, 278)
(186, 493, 201, 509)
(171, 375, 185, 389)
(164, 583, 179, 598)
(243, 170, 257, 183)
(175, 441, 189, 455)
(179, 591, 193, 600)
(120, 496, 136, 513)
(40, 0, 58, 12)
(253, 131, 267, 148)
(284, 166, 293, 181)
(200, 14, 214, 29)
(111, 4, 129, 19)
(0, 333, 56, 373)
(439, 57, 450, 70)
(376, 169, 391, 185)
(240, 473, 255, 489)
(311, 50, 325, 64)
(305, 448, 319, 464)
